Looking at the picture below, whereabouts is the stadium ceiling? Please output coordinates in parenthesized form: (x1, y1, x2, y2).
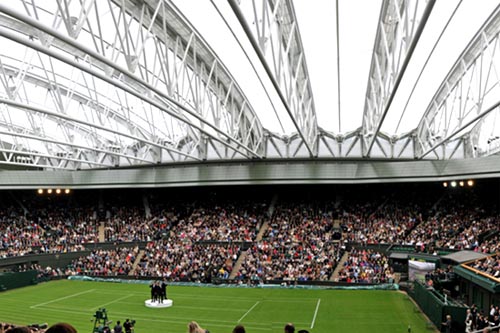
(0, 0, 499, 170)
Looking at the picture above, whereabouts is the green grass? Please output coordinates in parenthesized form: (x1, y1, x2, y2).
(0, 280, 434, 333)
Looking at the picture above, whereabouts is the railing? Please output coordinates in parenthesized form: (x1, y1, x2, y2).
(461, 256, 500, 284)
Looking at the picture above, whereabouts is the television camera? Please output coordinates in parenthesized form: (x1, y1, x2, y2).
(92, 308, 113, 333)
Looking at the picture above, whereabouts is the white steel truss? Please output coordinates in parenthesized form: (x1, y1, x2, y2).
(0, 0, 497, 170)
(0, 0, 265, 169)
(416, 4, 500, 160)
(229, 0, 318, 157)
(361, 0, 435, 157)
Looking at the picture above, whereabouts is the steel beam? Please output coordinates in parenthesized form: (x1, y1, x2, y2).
(362, 0, 435, 157)
(0, 0, 264, 166)
(416, 4, 500, 159)
(228, 0, 317, 157)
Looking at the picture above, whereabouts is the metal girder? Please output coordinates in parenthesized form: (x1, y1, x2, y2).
(416, 4, 500, 159)
(228, 0, 318, 157)
(0, 124, 154, 167)
(117, 0, 264, 154)
(362, 0, 435, 157)
(0, 61, 139, 149)
(0, 54, 200, 164)
(0, 0, 265, 169)
(0, 38, 203, 165)
(0, 97, 200, 164)
(263, 128, 417, 159)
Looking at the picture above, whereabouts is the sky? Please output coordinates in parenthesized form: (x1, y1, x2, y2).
(1, 0, 499, 161)
(172, 0, 500, 137)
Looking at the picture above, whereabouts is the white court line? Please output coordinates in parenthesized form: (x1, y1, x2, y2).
(238, 301, 260, 323)
(32, 306, 273, 331)
(310, 298, 321, 329)
(34, 304, 309, 326)
(91, 294, 134, 310)
(30, 289, 96, 308)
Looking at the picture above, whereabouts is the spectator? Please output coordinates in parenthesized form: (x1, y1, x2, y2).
(113, 321, 123, 333)
(232, 325, 245, 333)
(284, 323, 295, 333)
(5, 327, 31, 333)
(44, 323, 77, 333)
(187, 321, 209, 333)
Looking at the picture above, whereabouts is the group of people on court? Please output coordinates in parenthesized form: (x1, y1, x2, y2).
(149, 279, 168, 303)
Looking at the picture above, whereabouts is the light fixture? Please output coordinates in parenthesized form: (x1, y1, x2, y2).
(443, 182, 448, 188)
(459, 181, 465, 187)
(55, 189, 61, 194)
(467, 180, 474, 187)
(47, 189, 53, 194)
(37, 189, 43, 194)
(450, 181, 457, 187)
(64, 189, 71, 194)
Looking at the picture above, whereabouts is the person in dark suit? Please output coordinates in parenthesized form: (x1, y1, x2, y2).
(149, 281, 155, 301)
(114, 321, 123, 333)
(442, 315, 452, 333)
(161, 279, 168, 301)
(123, 319, 133, 333)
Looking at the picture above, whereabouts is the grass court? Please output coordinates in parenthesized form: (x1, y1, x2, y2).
(0, 280, 434, 333)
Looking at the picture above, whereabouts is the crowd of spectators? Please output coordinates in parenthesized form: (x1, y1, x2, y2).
(341, 204, 421, 245)
(2, 185, 500, 284)
(466, 255, 500, 279)
(335, 249, 393, 283)
(235, 202, 345, 281)
(67, 247, 139, 276)
(133, 240, 239, 282)
(0, 198, 99, 258)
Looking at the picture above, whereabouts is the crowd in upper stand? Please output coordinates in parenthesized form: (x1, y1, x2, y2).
(1, 183, 500, 282)
(335, 249, 393, 283)
(69, 247, 139, 276)
(236, 203, 343, 281)
(133, 241, 239, 281)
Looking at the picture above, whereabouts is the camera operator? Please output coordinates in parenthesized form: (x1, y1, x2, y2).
(123, 319, 134, 333)
(113, 321, 123, 333)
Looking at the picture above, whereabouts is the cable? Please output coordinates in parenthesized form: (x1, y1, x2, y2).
(336, 0, 341, 133)
(209, 0, 285, 133)
(395, 0, 463, 133)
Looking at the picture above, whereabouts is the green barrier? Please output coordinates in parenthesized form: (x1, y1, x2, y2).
(0, 270, 38, 291)
(67, 275, 399, 290)
(412, 281, 467, 332)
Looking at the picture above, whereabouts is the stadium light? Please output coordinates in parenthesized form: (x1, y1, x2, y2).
(442, 182, 448, 188)
(37, 189, 43, 194)
(47, 189, 53, 194)
(450, 181, 457, 187)
(467, 180, 474, 187)
(55, 188, 61, 194)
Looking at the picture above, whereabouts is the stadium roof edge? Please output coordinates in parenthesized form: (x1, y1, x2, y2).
(0, 155, 500, 189)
